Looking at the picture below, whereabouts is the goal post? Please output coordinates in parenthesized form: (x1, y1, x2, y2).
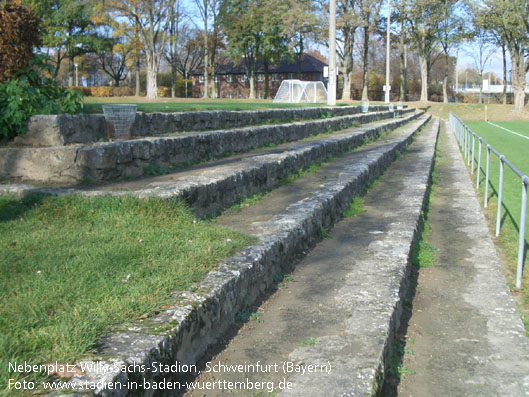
(273, 80, 328, 103)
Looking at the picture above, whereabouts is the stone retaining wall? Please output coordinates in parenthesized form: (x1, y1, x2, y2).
(18, 105, 400, 146)
(54, 115, 432, 396)
(2, 112, 422, 218)
(1, 109, 414, 184)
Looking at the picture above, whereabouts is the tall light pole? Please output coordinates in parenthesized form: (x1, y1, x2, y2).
(328, 0, 336, 106)
(384, 0, 391, 103)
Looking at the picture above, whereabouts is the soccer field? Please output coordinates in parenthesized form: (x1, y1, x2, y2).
(464, 121, 529, 299)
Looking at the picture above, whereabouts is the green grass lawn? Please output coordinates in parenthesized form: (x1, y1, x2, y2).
(82, 97, 324, 114)
(0, 194, 255, 394)
(404, 101, 529, 122)
(464, 121, 529, 309)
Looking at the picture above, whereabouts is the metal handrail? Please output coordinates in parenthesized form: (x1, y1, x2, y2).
(449, 113, 528, 289)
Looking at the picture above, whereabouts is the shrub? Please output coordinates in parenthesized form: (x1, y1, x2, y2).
(0, 0, 41, 82)
(0, 54, 83, 139)
(68, 86, 92, 96)
(112, 86, 134, 96)
(90, 86, 113, 97)
(158, 86, 170, 97)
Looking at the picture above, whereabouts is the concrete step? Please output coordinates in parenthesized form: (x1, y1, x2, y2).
(3, 112, 423, 218)
(54, 115, 435, 396)
(20, 104, 403, 147)
(0, 108, 413, 184)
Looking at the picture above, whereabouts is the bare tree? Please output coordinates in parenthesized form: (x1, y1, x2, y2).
(109, 0, 176, 98)
(438, 0, 465, 102)
(479, 0, 529, 113)
(166, 0, 183, 98)
(194, 0, 209, 97)
(464, 18, 495, 103)
(357, 0, 383, 101)
(337, 0, 359, 100)
(405, 0, 443, 101)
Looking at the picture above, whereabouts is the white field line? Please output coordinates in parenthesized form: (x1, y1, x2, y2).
(487, 121, 529, 141)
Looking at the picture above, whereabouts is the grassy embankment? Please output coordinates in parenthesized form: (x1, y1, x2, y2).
(0, 194, 255, 394)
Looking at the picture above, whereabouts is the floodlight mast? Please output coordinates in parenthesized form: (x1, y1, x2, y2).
(385, 0, 391, 103)
(328, 0, 336, 106)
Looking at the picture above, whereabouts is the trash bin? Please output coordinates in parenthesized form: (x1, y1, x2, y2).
(102, 104, 137, 141)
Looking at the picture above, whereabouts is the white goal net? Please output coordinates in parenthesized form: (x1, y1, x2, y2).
(273, 80, 328, 103)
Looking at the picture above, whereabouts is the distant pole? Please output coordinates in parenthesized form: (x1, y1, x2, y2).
(455, 48, 459, 97)
(384, 0, 391, 103)
(328, 0, 336, 106)
(74, 63, 78, 87)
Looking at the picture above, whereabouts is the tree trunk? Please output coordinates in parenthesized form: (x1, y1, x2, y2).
(419, 54, 428, 102)
(146, 54, 159, 99)
(361, 28, 369, 101)
(54, 51, 62, 79)
(264, 59, 270, 99)
(442, 52, 449, 103)
(135, 57, 140, 96)
(68, 56, 74, 87)
(511, 54, 527, 114)
(342, 68, 353, 101)
(341, 26, 354, 101)
(479, 75, 483, 104)
(297, 37, 303, 79)
(203, 13, 209, 98)
(210, 65, 216, 98)
(399, 30, 406, 102)
(249, 69, 255, 99)
(502, 44, 507, 105)
(171, 64, 177, 98)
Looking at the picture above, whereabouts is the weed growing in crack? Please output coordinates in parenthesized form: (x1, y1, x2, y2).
(300, 337, 321, 346)
(143, 163, 168, 176)
(342, 196, 366, 218)
(411, 215, 439, 268)
(273, 273, 294, 288)
(388, 341, 415, 380)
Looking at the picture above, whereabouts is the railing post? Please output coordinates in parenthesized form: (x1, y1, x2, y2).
(467, 128, 471, 164)
(496, 155, 505, 236)
(485, 145, 490, 208)
(463, 125, 466, 154)
(471, 134, 475, 175)
(516, 177, 528, 289)
(476, 139, 481, 187)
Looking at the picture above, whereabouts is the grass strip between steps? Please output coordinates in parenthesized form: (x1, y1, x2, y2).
(82, 99, 323, 114)
(0, 193, 256, 394)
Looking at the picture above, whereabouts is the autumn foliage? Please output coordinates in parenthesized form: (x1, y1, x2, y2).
(0, 0, 41, 81)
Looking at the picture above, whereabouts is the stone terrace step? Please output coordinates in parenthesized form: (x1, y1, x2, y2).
(0, 108, 414, 184)
(3, 111, 423, 218)
(52, 115, 433, 396)
(278, 118, 439, 396)
(19, 104, 401, 146)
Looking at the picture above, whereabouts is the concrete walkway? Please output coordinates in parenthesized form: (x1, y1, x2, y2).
(393, 122, 529, 396)
(181, 119, 439, 396)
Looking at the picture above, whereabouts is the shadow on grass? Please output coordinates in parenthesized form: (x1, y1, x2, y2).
(0, 192, 46, 223)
